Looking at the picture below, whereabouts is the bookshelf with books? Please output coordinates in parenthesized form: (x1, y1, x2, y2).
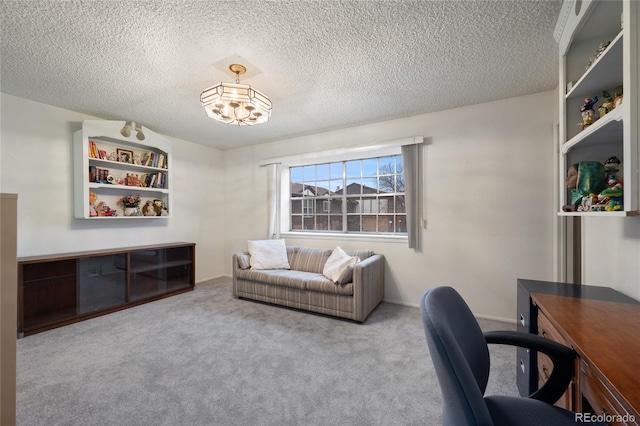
(73, 120, 173, 219)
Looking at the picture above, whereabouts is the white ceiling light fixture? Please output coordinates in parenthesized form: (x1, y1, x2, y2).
(200, 64, 272, 126)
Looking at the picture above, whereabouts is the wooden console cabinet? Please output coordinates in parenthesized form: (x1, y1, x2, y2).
(18, 242, 195, 337)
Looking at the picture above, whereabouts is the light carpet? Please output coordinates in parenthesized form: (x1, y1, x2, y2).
(17, 277, 518, 426)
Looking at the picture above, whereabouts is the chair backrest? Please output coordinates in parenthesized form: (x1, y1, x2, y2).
(420, 286, 493, 426)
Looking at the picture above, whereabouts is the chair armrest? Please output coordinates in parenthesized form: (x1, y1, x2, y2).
(484, 330, 576, 404)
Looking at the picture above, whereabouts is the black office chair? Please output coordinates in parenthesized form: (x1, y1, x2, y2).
(420, 286, 600, 426)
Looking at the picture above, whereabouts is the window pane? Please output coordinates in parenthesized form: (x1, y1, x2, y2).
(362, 215, 377, 232)
(329, 162, 343, 180)
(303, 216, 314, 230)
(316, 163, 329, 180)
(377, 215, 394, 233)
(303, 165, 315, 182)
(346, 160, 361, 178)
(395, 195, 405, 213)
(362, 158, 377, 177)
(326, 199, 342, 214)
(316, 215, 329, 230)
(378, 196, 391, 214)
(291, 216, 302, 230)
(329, 179, 343, 194)
(347, 196, 361, 213)
(329, 215, 342, 231)
(396, 174, 405, 193)
(346, 179, 361, 194)
(303, 199, 314, 215)
(290, 167, 303, 183)
(347, 215, 360, 232)
(362, 177, 377, 193)
(395, 215, 407, 232)
(316, 180, 330, 196)
(379, 156, 396, 174)
(379, 174, 395, 193)
(291, 199, 302, 214)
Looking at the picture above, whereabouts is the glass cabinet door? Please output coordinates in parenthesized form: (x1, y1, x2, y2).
(77, 254, 127, 314)
(21, 259, 77, 330)
(129, 247, 192, 302)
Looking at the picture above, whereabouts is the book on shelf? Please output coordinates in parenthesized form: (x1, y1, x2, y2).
(89, 166, 109, 183)
(88, 140, 98, 158)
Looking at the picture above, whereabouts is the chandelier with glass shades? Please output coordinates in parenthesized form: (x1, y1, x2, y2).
(200, 64, 272, 126)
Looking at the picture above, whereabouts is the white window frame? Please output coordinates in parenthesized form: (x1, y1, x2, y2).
(260, 136, 422, 243)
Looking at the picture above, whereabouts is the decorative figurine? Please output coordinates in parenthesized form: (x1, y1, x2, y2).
(562, 161, 607, 212)
(579, 96, 598, 130)
(599, 91, 615, 117)
(604, 156, 622, 178)
(595, 41, 611, 59)
(142, 200, 156, 216)
(613, 86, 623, 107)
(89, 191, 98, 217)
(599, 176, 624, 211)
(95, 201, 117, 216)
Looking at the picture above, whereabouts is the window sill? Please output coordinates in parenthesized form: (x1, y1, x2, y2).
(281, 231, 408, 244)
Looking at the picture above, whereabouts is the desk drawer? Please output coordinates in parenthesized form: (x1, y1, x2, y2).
(537, 310, 574, 410)
(538, 311, 566, 344)
(538, 351, 573, 409)
(581, 360, 637, 426)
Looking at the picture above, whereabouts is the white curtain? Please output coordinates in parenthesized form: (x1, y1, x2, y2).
(402, 144, 421, 249)
(266, 163, 281, 239)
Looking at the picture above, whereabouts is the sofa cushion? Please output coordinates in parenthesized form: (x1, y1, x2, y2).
(323, 246, 359, 283)
(235, 269, 310, 289)
(248, 239, 291, 270)
(235, 268, 354, 296)
(305, 274, 354, 296)
(288, 246, 332, 274)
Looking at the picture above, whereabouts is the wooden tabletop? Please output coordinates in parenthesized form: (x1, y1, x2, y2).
(532, 292, 640, 418)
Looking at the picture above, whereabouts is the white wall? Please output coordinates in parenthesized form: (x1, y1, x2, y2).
(224, 90, 558, 321)
(0, 94, 225, 282)
(582, 217, 640, 299)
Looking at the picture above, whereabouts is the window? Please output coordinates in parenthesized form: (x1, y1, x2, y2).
(290, 155, 405, 234)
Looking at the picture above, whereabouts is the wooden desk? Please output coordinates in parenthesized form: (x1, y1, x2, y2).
(532, 293, 640, 425)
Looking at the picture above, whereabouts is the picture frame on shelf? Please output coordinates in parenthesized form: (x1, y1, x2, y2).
(116, 148, 134, 164)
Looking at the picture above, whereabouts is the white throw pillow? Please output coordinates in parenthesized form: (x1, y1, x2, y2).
(248, 239, 291, 270)
(323, 246, 359, 284)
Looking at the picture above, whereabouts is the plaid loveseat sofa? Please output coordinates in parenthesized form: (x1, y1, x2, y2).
(232, 246, 384, 322)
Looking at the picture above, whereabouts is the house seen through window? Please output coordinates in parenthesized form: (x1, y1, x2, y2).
(290, 155, 405, 234)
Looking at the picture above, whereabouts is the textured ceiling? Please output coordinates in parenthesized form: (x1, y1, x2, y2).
(1, 0, 562, 150)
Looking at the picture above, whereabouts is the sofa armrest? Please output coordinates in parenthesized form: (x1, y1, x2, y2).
(352, 254, 385, 322)
(232, 252, 250, 298)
